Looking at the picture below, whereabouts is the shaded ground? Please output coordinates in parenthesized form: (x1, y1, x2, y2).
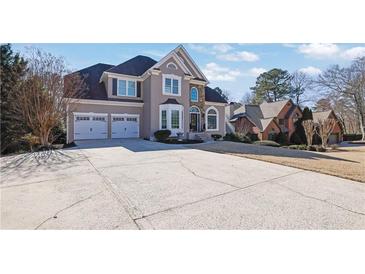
(1, 139, 365, 229)
(194, 141, 365, 182)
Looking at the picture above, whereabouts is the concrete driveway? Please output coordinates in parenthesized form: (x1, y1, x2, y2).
(1, 139, 365, 229)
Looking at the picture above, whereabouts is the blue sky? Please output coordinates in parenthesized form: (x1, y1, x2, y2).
(12, 43, 365, 102)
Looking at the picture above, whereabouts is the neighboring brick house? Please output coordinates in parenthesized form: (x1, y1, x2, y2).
(312, 110, 344, 144)
(65, 45, 227, 143)
(227, 99, 302, 141)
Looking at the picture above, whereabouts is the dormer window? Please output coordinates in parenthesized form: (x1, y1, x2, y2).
(162, 74, 181, 96)
(191, 87, 198, 102)
(118, 79, 136, 97)
(167, 62, 178, 70)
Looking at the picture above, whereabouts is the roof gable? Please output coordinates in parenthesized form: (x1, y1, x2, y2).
(260, 99, 291, 118)
(174, 45, 208, 82)
(312, 110, 333, 123)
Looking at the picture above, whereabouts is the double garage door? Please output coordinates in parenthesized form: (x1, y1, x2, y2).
(74, 113, 139, 140)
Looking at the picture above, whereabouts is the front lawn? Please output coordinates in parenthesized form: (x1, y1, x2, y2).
(194, 141, 365, 182)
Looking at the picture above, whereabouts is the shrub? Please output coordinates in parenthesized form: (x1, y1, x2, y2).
(21, 133, 40, 151)
(223, 133, 251, 143)
(288, 144, 307, 150)
(307, 145, 317, 151)
(254, 140, 280, 147)
(330, 144, 339, 150)
(275, 132, 288, 145)
(154, 130, 171, 141)
(211, 134, 222, 141)
(51, 124, 66, 144)
(247, 133, 259, 142)
(316, 146, 326, 152)
(343, 134, 362, 141)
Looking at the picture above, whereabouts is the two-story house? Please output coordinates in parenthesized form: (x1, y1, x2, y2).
(227, 99, 302, 141)
(65, 45, 227, 143)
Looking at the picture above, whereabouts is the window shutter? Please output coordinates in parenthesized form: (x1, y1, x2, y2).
(137, 81, 141, 97)
(112, 78, 117, 96)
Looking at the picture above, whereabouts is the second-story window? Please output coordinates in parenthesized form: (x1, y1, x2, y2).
(191, 87, 198, 102)
(118, 79, 136, 97)
(163, 75, 181, 96)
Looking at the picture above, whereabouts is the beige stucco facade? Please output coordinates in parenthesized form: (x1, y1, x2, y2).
(67, 48, 227, 143)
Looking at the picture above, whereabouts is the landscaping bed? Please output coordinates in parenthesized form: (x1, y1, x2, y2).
(160, 138, 204, 144)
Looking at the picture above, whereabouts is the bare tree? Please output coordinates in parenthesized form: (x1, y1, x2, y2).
(240, 92, 255, 105)
(12, 49, 84, 147)
(316, 118, 336, 148)
(316, 57, 365, 140)
(302, 120, 316, 146)
(290, 71, 313, 105)
(236, 117, 253, 137)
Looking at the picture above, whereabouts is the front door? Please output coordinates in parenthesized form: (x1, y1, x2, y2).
(190, 113, 199, 132)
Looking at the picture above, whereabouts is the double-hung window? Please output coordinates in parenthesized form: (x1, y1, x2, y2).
(163, 75, 180, 95)
(118, 79, 136, 97)
(206, 107, 218, 131)
(161, 110, 167, 129)
(171, 110, 180, 129)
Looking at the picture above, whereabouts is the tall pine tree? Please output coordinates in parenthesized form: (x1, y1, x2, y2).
(0, 44, 27, 153)
(250, 68, 292, 103)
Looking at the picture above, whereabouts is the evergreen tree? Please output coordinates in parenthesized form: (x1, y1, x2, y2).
(302, 107, 313, 120)
(0, 44, 27, 153)
(250, 68, 292, 103)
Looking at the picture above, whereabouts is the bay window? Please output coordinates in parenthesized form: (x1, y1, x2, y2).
(159, 104, 184, 135)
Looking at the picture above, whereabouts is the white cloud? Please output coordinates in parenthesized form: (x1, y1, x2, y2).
(217, 51, 259, 62)
(298, 43, 340, 59)
(188, 44, 212, 54)
(212, 44, 233, 53)
(202, 62, 241, 81)
(298, 66, 322, 75)
(341, 47, 365, 60)
(246, 67, 267, 77)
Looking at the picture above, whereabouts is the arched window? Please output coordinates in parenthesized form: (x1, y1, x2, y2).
(167, 62, 177, 70)
(206, 107, 218, 131)
(189, 106, 200, 113)
(191, 87, 198, 102)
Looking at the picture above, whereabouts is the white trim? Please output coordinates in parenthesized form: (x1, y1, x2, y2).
(66, 104, 69, 144)
(189, 106, 201, 132)
(205, 101, 227, 106)
(190, 87, 199, 102)
(117, 78, 137, 97)
(190, 79, 206, 85)
(67, 98, 143, 107)
(73, 112, 108, 116)
(103, 71, 141, 80)
(205, 106, 219, 131)
(166, 62, 178, 70)
(162, 74, 181, 96)
(111, 113, 140, 118)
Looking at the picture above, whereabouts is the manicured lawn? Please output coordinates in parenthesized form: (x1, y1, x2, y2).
(195, 141, 365, 182)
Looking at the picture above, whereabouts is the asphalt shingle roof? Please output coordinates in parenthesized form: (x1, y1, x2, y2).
(106, 55, 157, 76)
(204, 86, 228, 103)
(70, 63, 114, 100)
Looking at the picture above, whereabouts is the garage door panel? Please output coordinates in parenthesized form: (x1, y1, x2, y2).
(74, 114, 108, 140)
(112, 115, 139, 138)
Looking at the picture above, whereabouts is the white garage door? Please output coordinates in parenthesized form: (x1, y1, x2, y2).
(74, 113, 108, 140)
(111, 114, 139, 138)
